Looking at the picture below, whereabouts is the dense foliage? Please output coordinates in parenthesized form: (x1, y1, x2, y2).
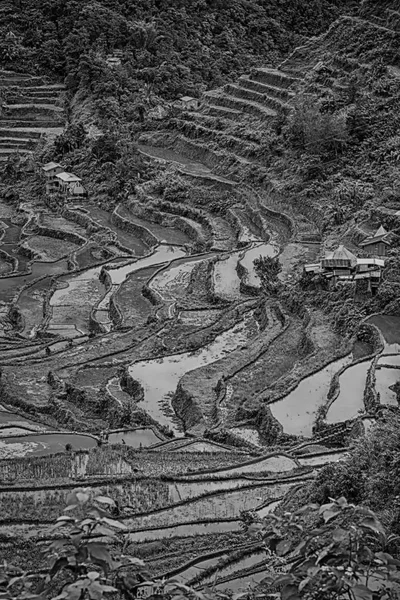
(2, 0, 355, 97)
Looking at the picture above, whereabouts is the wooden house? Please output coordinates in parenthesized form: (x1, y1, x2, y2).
(180, 96, 200, 110)
(321, 245, 357, 271)
(55, 172, 86, 197)
(41, 162, 64, 194)
(359, 225, 391, 257)
(304, 245, 385, 289)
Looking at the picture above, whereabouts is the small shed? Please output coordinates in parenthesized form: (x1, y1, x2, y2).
(41, 162, 63, 180)
(55, 172, 85, 196)
(321, 245, 357, 270)
(359, 225, 391, 257)
(180, 96, 200, 110)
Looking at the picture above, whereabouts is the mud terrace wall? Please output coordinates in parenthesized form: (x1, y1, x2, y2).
(32, 224, 86, 246)
(112, 206, 158, 247)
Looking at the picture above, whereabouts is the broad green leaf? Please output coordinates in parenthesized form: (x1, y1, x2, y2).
(101, 517, 127, 530)
(332, 528, 348, 542)
(281, 584, 300, 600)
(276, 540, 292, 556)
(351, 584, 373, 600)
(76, 492, 90, 504)
(360, 517, 385, 536)
(94, 497, 115, 507)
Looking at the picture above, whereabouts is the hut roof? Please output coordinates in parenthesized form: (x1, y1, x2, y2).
(42, 161, 62, 171)
(55, 172, 81, 182)
(325, 245, 357, 264)
(375, 225, 387, 237)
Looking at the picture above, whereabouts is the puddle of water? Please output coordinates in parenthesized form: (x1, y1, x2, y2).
(108, 428, 162, 448)
(107, 246, 185, 285)
(128, 520, 241, 543)
(375, 367, 399, 406)
(128, 314, 255, 431)
(239, 243, 278, 288)
(213, 253, 242, 300)
(0, 433, 97, 458)
(270, 355, 352, 437)
(326, 361, 371, 423)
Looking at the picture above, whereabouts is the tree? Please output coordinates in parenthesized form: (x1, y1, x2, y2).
(249, 497, 400, 600)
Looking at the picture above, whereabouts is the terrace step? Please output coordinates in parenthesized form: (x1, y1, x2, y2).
(3, 103, 63, 111)
(0, 119, 64, 128)
(0, 76, 47, 87)
(249, 67, 299, 89)
(0, 128, 42, 138)
(0, 138, 34, 149)
(203, 104, 243, 120)
(176, 133, 252, 166)
(224, 83, 289, 112)
(7, 96, 63, 105)
(239, 76, 294, 101)
(204, 92, 277, 120)
(172, 119, 260, 156)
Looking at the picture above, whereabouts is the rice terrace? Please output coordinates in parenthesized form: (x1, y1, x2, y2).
(0, 0, 400, 598)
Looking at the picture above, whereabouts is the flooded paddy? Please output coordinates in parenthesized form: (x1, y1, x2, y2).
(270, 355, 352, 436)
(0, 433, 97, 458)
(0, 258, 68, 303)
(375, 367, 399, 406)
(128, 520, 242, 543)
(106, 246, 185, 285)
(150, 256, 204, 303)
(127, 315, 258, 431)
(49, 265, 106, 336)
(326, 361, 370, 424)
(367, 315, 400, 353)
(213, 252, 242, 300)
(108, 428, 163, 448)
(239, 242, 278, 288)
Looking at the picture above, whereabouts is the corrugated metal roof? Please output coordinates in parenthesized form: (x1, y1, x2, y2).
(42, 161, 62, 171)
(55, 172, 81, 182)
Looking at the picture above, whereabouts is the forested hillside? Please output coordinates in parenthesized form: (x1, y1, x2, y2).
(1, 0, 355, 97)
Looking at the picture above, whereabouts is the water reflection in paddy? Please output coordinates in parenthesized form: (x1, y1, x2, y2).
(366, 315, 400, 353)
(375, 367, 399, 406)
(107, 246, 185, 285)
(108, 428, 162, 447)
(270, 355, 352, 436)
(0, 433, 97, 458)
(128, 313, 256, 431)
(326, 361, 370, 424)
(239, 242, 278, 288)
(213, 252, 242, 300)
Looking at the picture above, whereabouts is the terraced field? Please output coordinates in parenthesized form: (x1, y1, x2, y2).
(1, 7, 399, 588)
